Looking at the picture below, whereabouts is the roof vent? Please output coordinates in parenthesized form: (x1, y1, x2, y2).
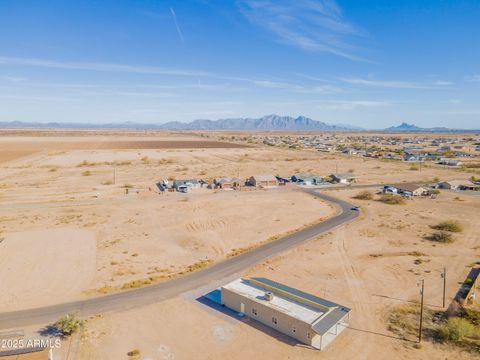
(264, 291, 274, 301)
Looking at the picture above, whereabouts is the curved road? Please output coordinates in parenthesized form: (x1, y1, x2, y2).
(0, 189, 358, 329)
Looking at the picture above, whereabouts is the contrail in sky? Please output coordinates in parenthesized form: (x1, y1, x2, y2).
(170, 7, 184, 43)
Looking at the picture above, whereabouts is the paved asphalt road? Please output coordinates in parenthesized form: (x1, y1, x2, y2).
(0, 189, 358, 330)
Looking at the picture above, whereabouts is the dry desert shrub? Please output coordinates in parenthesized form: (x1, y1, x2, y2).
(353, 190, 373, 200)
(425, 231, 454, 243)
(432, 220, 463, 233)
(387, 303, 420, 340)
(378, 194, 406, 205)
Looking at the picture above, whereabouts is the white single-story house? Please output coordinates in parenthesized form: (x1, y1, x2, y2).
(172, 179, 200, 191)
(438, 180, 476, 191)
(214, 176, 242, 189)
(330, 173, 357, 184)
(221, 278, 351, 351)
(395, 184, 431, 197)
(291, 174, 324, 186)
(247, 175, 278, 188)
(437, 159, 462, 166)
(382, 185, 398, 194)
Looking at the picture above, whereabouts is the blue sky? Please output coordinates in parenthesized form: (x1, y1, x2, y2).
(0, 0, 479, 128)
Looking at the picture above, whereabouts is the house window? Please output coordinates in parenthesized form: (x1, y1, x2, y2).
(307, 332, 311, 339)
(292, 326, 296, 333)
(272, 317, 278, 324)
(252, 308, 258, 316)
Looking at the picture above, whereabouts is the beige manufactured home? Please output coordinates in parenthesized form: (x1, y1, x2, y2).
(221, 278, 351, 350)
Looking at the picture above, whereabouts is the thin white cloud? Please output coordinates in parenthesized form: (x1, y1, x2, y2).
(316, 100, 389, 110)
(0, 76, 26, 82)
(294, 73, 333, 83)
(465, 75, 480, 82)
(0, 55, 212, 77)
(0, 55, 340, 94)
(0, 94, 77, 102)
(433, 80, 454, 86)
(342, 77, 425, 89)
(0, 55, 297, 91)
(237, 0, 368, 61)
(170, 7, 185, 43)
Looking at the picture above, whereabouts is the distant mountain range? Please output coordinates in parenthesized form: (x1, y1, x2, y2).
(384, 122, 471, 132)
(0, 117, 476, 132)
(0, 115, 358, 131)
(158, 115, 358, 130)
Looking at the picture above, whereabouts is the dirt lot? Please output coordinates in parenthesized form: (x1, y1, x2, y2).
(0, 134, 334, 309)
(78, 188, 479, 360)
(0, 229, 96, 311)
(1, 131, 479, 359)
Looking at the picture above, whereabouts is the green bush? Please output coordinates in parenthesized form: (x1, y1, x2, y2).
(438, 317, 474, 342)
(463, 309, 480, 326)
(432, 220, 463, 233)
(55, 314, 84, 336)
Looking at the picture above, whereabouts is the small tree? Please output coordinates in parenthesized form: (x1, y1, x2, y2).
(55, 314, 84, 337)
(438, 317, 474, 342)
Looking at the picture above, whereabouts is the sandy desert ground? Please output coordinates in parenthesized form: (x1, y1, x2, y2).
(78, 189, 480, 360)
(0, 130, 479, 359)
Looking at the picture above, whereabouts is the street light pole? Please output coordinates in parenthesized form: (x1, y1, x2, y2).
(441, 267, 447, 308)
(419, 279, 425, 343)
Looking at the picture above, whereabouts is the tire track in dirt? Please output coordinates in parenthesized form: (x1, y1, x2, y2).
(333, 225, 378, 360)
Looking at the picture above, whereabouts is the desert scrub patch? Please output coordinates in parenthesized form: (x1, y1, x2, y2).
(437, 317, 474, 343)
(425, 231, 454, 243)
(378, 194, 406, 205)
(386, 304, 421, 340)
(353, 190, 373, 200)
(431, 220, 463, 233)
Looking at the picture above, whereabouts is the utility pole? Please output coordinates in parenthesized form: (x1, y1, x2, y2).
(113, 167, 116, 185)
(441, 267, 447, 308)
(418, 279, 425, 343)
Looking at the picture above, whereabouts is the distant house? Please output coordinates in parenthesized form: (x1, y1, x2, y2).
(247, 175, 278, 188)
(330, 173, 357, 184)
(221, 278, 351, 351)
(382, 185, 398, 194)
(438, 159, 462, 167)
(404, 154, 419, 162)
(275, 176, 291, 184)
(291, 174, 324, 186)
(395, 184, 430, 197)
(214, 176, 242, 189)
(342, 148, 357, 155)
(173, 179, 200, 191)
(438, 180, 476, 191)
